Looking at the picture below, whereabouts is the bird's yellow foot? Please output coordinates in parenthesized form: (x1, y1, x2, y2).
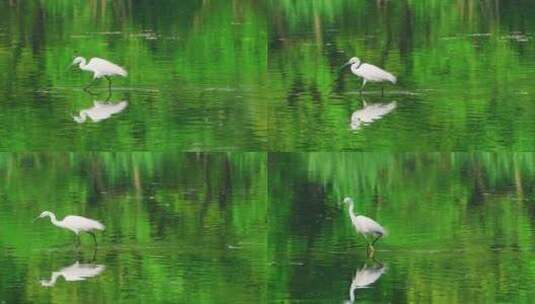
(367, 245, 376, 257)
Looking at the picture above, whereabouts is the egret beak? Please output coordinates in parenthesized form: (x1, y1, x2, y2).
(32, 216, 40, 223)
(66, 62, 75, 71)
(340, 61, 351, 70)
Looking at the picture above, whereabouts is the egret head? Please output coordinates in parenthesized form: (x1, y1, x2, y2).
(343, 197, 354, 205)
(348, 57, 360, 64)
(73, 111, 88, 124)
(34, 211, 53, 222)
(350, 118, 362, 130)
(71, 56, 85, 66)
(343, 57, 360, 67)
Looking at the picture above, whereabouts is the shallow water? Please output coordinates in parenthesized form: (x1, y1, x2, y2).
(267, 0, 535, 151)
(2, 1, 535, 151)
(268, 153, 535, 302)
(0, 1, 267, 151)
(0, 153, 267, 303)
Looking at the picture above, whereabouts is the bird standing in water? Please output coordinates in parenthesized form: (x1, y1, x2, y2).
(342, 57, 396, 96)
(34, 211, 105, 246)
(71, 56, 127, 91)
(342, 197, 386, 255)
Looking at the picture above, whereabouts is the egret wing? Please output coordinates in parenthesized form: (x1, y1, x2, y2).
(87, 101, 128, 121)
(356, 63, 396, 84)
(356, 215, 386, 236)
(62, 215, 105, 231)
(62, 262, 105, 280)
(352, 102, 397, 124)
(87, 58, 128, 77)
(354, 265, 386, 287)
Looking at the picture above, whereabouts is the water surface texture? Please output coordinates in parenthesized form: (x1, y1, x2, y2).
(268, 153, 535, 302)
(3, 1, 535, 151)
(0, 153, 267, 303)
(267, 1, 535, 150)
(0, 1, 267, 150)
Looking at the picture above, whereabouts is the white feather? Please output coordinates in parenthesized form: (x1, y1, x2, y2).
(72, 56, 128, 79)
(41, 261, 105, 287)
(73, 100, 128, 123)
(351, 101, 396, 130)
(348, 263, 387, 302)
(352, 63, 396, 84)
(354, 215, 386, 237)
(86, 58, 128, 78)
(61, 215, 105, 233)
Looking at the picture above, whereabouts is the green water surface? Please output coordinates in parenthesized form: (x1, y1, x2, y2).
(1, 1, 534, 150)
(0, 153, 267, 303)
(268, 153, 535, 303)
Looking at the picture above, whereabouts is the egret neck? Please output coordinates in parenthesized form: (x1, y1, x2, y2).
(73, 111, 88, 123)
(74, 57, 89, 71)
(42, 212, 63, 229)
(41, 272, 61, 287)
(348, 200, 358, 223)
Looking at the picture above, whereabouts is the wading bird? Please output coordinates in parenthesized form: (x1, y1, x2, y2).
(34, 211, 105, 246)
(342, 197, 386, 255)
(41, 261, 105, 287)
(342, 57, 396, 96)
(71, 56, 127, 90)
(73, 100, 128, 123)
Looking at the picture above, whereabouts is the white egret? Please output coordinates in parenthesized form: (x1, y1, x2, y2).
(347, 262, 386, 303)
(342, 197, 386, 254)
(41, 261, 105, 287)
(71, 57, 127, 90)
(351, 100, 396, 130)
(34, 211, 105, 246)
(73, 100, 128, 123)
(342, 57, 396, 96)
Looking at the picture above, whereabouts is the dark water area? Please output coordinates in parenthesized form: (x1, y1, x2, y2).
(267, 0, 535, 151)
(0, 153, 267, 303)
(268, 153, 535, 302)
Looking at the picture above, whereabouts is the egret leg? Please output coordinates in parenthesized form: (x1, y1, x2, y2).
(367, 245, 375, 258)
(360, 79, 367, 94)
(105, 76, 112, 92)
(105, 89, 112, 101)
(88, 232, 98, 247)
(381, 86, 384, 97)
(90, 248, 97, 263)
(372, 235, 382, 246)
(75, 234, 81, 247)
(362, 234, 371, 247)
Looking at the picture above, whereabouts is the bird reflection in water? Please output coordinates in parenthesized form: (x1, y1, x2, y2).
(40, 260, 105, 287)
(350, 99, 396, 131)
(73, 100, 128, 123)
(346, 259, 386, 303)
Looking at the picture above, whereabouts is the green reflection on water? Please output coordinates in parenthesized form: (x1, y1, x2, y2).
(1, 1, 535, 150)
(0, 1, 268, 150)
(267, 0, 535, 151)
(0, 153, 267, 303)
(268, 153, 535, 302)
